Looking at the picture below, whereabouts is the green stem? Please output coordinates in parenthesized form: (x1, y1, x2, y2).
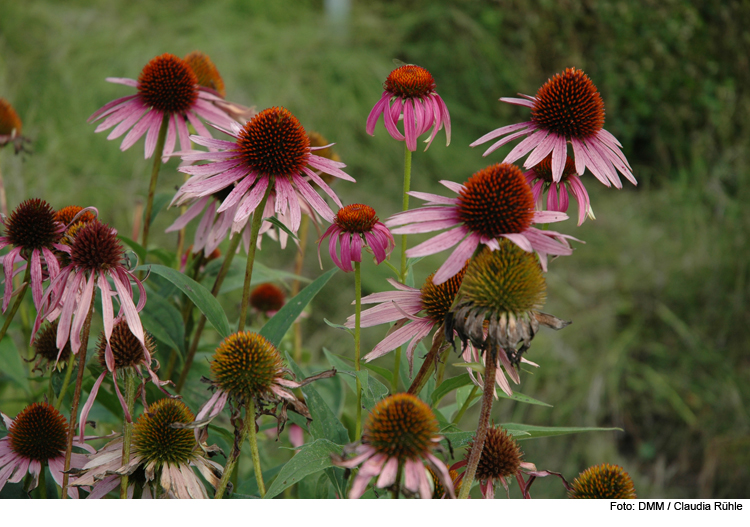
(407, 331, 444, 396)
(176, 234, 242, 393)
(457, 347, 497, 499)
(214, 400, 264, 498)
(237, 183, 273, 332)
(392, 462, 403, 499)
(140, 113, 170, 251)
(292, 215, 310, 364)
(435, 343, 450, 386)
(246, 399, 266, 497)
(0, 263, 30, 345)
(452, 385, 479, 425)
(38, 462, 47, 499)
(61, 294, 95, 499)
(120, 370, 137, 499)
(53, 352, 76, 410)
(354, 261, 362, 440)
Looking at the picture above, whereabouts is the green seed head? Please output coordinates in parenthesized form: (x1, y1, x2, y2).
(210, 331, 284, 398)
(132, 399, 196, 467)
(568, 463, 637, 499)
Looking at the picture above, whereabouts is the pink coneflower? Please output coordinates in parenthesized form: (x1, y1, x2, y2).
(386, 163, 573, 284)
(0, 98, 30, 154)
(367, 64, 451, 152)
(88, 53, 235, 161)
(524, 154, 593, 226)
(249, 283, 286, 318)
(73, 399, 224, 499)
(0, 402, 94, 498)
(33, 220, 147, 362)
(1, 199, 64, 312)
(170, 106, 354, 235)
(333, 393, 454, 499)
(318, 204, 394, 272)
(470, 68, 635, 189)
(345, 263, 468, 374)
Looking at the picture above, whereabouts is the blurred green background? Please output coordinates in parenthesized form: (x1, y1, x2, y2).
(1, 0, 748, 498)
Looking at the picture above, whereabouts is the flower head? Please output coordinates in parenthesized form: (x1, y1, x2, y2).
(250, 283, 286, 317)
(0, 199, 65, 312)
(367, 64, 451, 151)
(74, 398, 224, 499)
(29, 320, 73, 373)
(568, 464, 637, 499)
(88, 53, 235, 161)
(0, 402, 93, 497)
(319, 204, 395, 272)
(386, 163, 574, 284)
(171, 106, 354, 237)
(471, 68, 635, 188)
(333, 393, 454, 499)
(525, 154, 594, 226)
(0, 98, 31, 154)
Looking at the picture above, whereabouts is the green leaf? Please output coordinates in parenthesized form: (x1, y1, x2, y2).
(0, 338, 30, 394)
(140, 290, 185, 355)
(206, 258, 309, 295)
(362, 362, 394, 386)
(264, 216, 299, 241)
(234, 463, 285, 498)
(260, 267, 337, 347)
(323, 318, 353, 335)
(118, 236, 146, 266)
(501, 423, 623, 440)
(135, 264, 230, 338)
(144, 192, 172, 227)
(441, 428, 531, 449)
(321, 350, 388, 411)
(431, 373, 473, 406)
(498, 391, 552, 408)
(264, 439, 343, 499)
(147, 248, 177, 268)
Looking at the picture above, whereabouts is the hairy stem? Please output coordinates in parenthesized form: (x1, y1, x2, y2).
(246, 399, 266, 497)
(406, 331, 444, 396)
(140, 113, 169, 251)
(120, 370, 137, 499)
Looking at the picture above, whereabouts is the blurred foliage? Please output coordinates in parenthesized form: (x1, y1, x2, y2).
(0, 0, 748, 498)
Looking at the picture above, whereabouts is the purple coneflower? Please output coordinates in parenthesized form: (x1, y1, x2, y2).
(88, 53, 235, 161)
(171, 106, 354, 235)
(386, 163, 573, 284)
(524, 154, 593, 226)
(367, 64, 451, 152)
(0, 402, 94, 498)
(333, 393, 454, 499)
(1, 199, 64, 311)
(318, 204, 394, 272)
(345, 263, 468, 374)
(33, 220, 147, 361)
(73, 399, 224, 499)
(470, 68, 635, 188)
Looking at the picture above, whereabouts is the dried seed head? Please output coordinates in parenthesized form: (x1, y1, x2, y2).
(132, 399, 196, 467)
(183, 51, 225, 98)
(531, 68, 605, 140)
(236, 107, 310, 177)
(532, 154, 578, 183)
(3, 199, 61, 251)
(568, 464, 637, 499)
(250, 283, 286, 313)
(69, 221, 123, 272)
(96, 318, 154, 370)
(334, 204, 378, 234)
(210, 332, 284, 398)
(457, 164, 535, 238)
(137, 53, 198, 114)
(363, 393, 438, 460)
(384, 65, 436, 99)
(33, 321, 72, 367)
(420, 262, 469, 323)
(7, 402, 68, 461)
(0, 98, 22, 136)
(470, 426, 523, 481)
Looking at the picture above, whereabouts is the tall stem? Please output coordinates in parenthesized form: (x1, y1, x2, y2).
(53, 353, 76, 410)
(457, 347, 497, 499)
(354, 261, 362, 440)
(292, 214, 310, 363)
(0, 264, 30, 345)
(406, 331, 444, 396)
(176, 234, 242, 393)
(246, 399, 266, 497)
(237, 184, 273, 332)
(140, 113, 169, 251)
(214, 400, 264, 498)
(60, 295, 95, 499)
(38, 462, 47, 499)
(393, 144, 413, 392)
(452, 385, 479, 425)
(435, 344, 451, 387)
(120, 370, 137, 499)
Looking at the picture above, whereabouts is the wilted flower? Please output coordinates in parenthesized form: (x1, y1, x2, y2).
(318, 204, 394, 272)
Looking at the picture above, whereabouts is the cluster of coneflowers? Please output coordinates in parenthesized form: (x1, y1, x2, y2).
(0, 51, 638, 499)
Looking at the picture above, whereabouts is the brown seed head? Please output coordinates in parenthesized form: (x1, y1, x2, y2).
(420, 262, 469, 323)
(8, 402, 68, 461)
(363, 393, 439, 460)
(69, 221, 123, 272)
(3, 199, 61, 251)
(33, 321, 72, 366)
(384, 65, 436, 99)
(568, 463, 637, 499)
(132, 398, 196, 467)
(137, 53, 198, 114)
(334, 204, 378, 234)
(211, 331, 284, 398)
(183, 51, 225, 98)
(250, 283, 286, 313)
(96, 318, 154, 370)
(469, 426, 523, 481)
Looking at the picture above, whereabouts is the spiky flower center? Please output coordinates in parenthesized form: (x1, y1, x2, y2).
(132, 399, 196, 467)
(569, 464, 637, 499)
(460, 242, 546, 315)
(0, 98, 22, 135)
(69, 221, 123, 272)
(457, 164, 535, 238)
(334, 204, 378, 234)
(96, 319, 153, 370)
(8, 402, 68, 461)
(183, 51, 225, 98)
(420, 262, 468, 323)
(384, 65, 436, 99)
(531, 68, 605, 140)
(236, 107, 310, 177)
(137, 53, 198, 114)
(54, 206, 96, 227)
(532, 154, 578, 183)
(250, 283, 286, 313)
(471, 427, 523, 481)
(427, 466, 459, 498)
(3, 199, 61, 251)
(211, 332, 284, 397)
(364, 393, 438, 460)
(34, 321, 72, 365)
